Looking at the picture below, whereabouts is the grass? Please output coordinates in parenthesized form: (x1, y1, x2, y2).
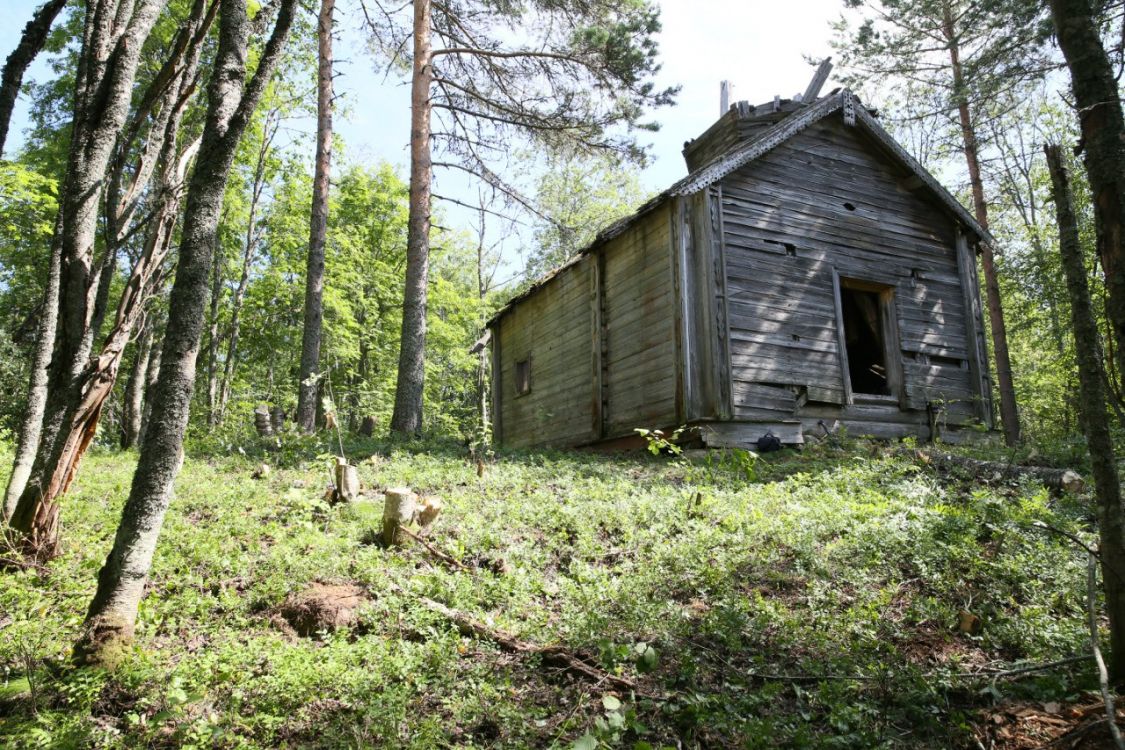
(0, 432, 1105, 748)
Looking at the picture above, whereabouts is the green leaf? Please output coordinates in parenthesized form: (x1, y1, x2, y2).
(572, 733, 598, 750)
(602, 694, 621, 711)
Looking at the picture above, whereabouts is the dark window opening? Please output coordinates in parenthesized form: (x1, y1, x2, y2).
(515, 359, 531, 396)
(840, 286, 890, 395)
(784, 242, 797, 256)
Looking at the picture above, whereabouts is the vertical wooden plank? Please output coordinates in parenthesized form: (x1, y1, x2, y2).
(688, 189, 717, 419)
(955, 229, 992, 426)
(831, 267, 855, 405)
(590, 252, 604, 441)
(880, 289, 908, 409)
(713, 184, 734, 420)
(490, 317, 503, 445)
(672, 197, 689, 424)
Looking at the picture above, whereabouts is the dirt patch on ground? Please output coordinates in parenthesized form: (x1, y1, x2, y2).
(277, 582, 369, 637)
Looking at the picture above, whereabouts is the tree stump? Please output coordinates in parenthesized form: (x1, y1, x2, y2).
(359, 415, 376, 437)
(417, 496, 443, 528)
(270, 405, 286, 433)
(334, 457, 360, 503)
(383, 487, 417, 546)
(254, 404, 273, 437)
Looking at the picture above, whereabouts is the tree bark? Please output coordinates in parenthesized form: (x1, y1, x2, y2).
(0, 0, 68, 156)
(390, 0, 433, 436)
(75, 0, 298, 667)
(1045, 143, 1125, 683)
(121, 317, 154, 450)
(1049, 0, 1125, 393)
(942, 1, 1020, 445)
(296, 0, 335, 433)
(2, 221, 61, 523)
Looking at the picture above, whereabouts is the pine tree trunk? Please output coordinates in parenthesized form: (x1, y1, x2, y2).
(943, 1, 1020, 444)
(3, 223, 61, 523)
(1049, 0, 1125, 390)
(0, 0, 68, 156)
(121, 316, 154, 450)
(76, 0, 298, 667)
(1045, 143, 1125, 682)
(296, 0, 335, 433)
(390, 0, 433, 436)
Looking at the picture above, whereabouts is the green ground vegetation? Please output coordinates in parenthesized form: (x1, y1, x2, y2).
(0, 433, 1104, 748)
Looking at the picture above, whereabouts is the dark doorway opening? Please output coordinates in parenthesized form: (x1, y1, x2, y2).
(840, 287, 890, 395)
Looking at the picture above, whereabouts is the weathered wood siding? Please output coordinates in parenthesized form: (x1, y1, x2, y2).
(603, 204, 678, 437)
(717, 116, 986, 433)
(493, 203, 678, 448)
(492, 255, 596, 449)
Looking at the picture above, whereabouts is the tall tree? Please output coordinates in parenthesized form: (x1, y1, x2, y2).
(1044, 142, 1125, 682)
(365, 0, 676, 434)
(296, 0, 335, 432)
(0, 0, 69, 156)
(834, 0, 1052, 444)
(1047, 0, 1125, 393)
(75, 0, 299, 667)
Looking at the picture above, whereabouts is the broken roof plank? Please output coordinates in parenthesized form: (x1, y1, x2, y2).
(802, 57, 833, 104)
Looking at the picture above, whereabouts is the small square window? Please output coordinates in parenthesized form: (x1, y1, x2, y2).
(515, 358, 531, 396)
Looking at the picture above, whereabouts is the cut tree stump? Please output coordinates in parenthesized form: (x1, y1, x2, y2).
(383, 487, 417, 545)
(254, 404, 273, 437)
(359, 415, 376, 437)
(334, 457, 360, 503)
(417, 496, 443, 528)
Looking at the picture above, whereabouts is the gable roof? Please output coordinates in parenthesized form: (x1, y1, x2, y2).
(489, 88, 991, 326)
(668, 89, 991, 242)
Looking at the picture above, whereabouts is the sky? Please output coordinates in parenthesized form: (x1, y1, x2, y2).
(0, 0, 847, 272)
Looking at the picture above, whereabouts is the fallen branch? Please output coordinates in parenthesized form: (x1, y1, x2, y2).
(387, 582, 647, 695)
(918, 451, 1084, 493)
(397, 525, 471, 572)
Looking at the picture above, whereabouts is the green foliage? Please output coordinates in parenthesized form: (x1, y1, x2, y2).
(0, 439, 1100, 748)
(0, 162, 57, 431)
(521, 148, 649, 282)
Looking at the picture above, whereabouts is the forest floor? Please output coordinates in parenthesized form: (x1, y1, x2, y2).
(0, 431, 1119, 748)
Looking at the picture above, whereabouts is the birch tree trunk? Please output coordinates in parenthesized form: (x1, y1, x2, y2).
(2, 224, 61, 522)
(1048, 0, 1125, 392)
(76, 0, 298, 667)
(390, 0, 433, 436)
(296, 0, 335, 433)
(942, 0, 1020, 445)
(0, 0, 68, 156)
(1045, 143, 1125, 682)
